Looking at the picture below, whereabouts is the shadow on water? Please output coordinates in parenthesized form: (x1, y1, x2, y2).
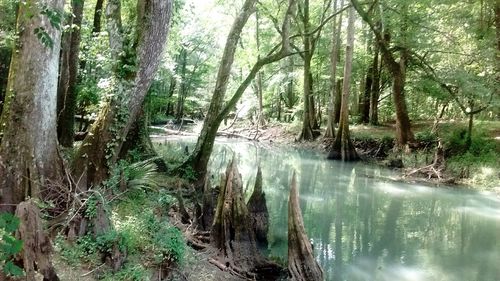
(154, 137, 500, 281)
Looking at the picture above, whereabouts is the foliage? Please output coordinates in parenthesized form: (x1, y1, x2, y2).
(0, 213, 24, 277)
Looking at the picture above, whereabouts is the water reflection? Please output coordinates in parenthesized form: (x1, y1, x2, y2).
(154, 137, 500, 281)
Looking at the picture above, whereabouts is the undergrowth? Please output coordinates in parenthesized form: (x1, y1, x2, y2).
(55, 158, 187, 280)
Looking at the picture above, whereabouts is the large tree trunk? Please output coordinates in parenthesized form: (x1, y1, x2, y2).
(73, 0, 172, 187)
(0, 0, 64, 278)
(57, 0, 84, 147)
(288, 172, 323, 281)
(0, 0, 65, 213)
(328, 6, 359, 161)
(211, 159, 281, 279)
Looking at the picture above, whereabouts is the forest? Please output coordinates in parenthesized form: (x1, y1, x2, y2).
(0, 0, 499, 280)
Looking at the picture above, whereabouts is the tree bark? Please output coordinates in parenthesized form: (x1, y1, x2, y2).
(57, 0, 84, 147)
(298, 0, 319, 141)
(92, 0, 105, 34)
(0, 0, 64, 278)
(369, 45, 380, 125)
(211, 159, 281, 279)
(325, 0, 343, 139)
(175, 48, 188, 122)
(288, 172, 323, 281)
(328, 6, 359, 161)
(0, 0, 65, 212)
(247, 166, 268, 248)
(73, 0, 172, 187)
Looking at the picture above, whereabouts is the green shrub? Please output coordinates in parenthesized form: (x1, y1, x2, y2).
(152, 225, 185, 264)
(415, 129, 437, 147)
(0, 213, 24, 277)
(102, 263, 149, 281)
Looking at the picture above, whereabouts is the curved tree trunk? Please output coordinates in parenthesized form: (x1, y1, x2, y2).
(183, 0, 257, 184)
(328, 6, 359, 161)
(73, 0, 172, 187)
(288, 172, 323, 281)
(183, 0, 295, 184)
(0, 0, 64, 279)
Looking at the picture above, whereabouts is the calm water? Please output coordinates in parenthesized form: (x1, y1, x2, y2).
(154, 136, 500, 281)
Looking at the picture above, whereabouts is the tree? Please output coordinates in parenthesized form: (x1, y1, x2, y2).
(57, 0, 84, 147)
(297, 0, 332, 141)
(351, 0, 415, 147)
(0, 0, 65, 278)
(325, 0, 344, 139)
(73, 0, 172, 187)
(182, 0, 297, 184)
(327, 5, 359, 161)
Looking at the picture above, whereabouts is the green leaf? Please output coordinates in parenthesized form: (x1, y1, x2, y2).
(3, 260, 25, 277)
(0, 213, 20, 233)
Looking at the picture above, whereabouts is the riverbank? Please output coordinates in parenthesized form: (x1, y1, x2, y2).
(153, 119, 500, 191)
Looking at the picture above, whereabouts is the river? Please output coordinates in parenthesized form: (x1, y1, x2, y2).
(154, 136, 500, 281)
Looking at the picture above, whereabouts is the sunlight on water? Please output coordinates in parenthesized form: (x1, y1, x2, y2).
(158, 137, 500, 281)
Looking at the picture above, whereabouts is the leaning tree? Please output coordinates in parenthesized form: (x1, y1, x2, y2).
(72, 0, 172, 188)
(182, 0, 297, 185)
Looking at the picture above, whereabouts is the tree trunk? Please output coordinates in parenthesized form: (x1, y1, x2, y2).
(182, 0, 257, 183)
(286, 55, 296, 108)
(0, 0, 64, 278)
(7, 201, 60, 281)
(247, 166, 268, 249)
(255, 10, 266, 126)
(298, 0, 319, 141)
(0, 47, 12, 119)
(0, 0, 65, 212)
(360, 66, 372, 124)
(333, 78, 342, 124)
(92, 0, 105, 34)
(369, 45, 380, 125)
(325, 0, 343, 139)
(288, 172, 323, 281)
(328, 6, 359, 161)
(211, 159, 282, 279)
(57, 0, 84, 147)
(392, 54, 414, 146)
(73, 0, 172, 187)
(175, 48, 187, 122)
